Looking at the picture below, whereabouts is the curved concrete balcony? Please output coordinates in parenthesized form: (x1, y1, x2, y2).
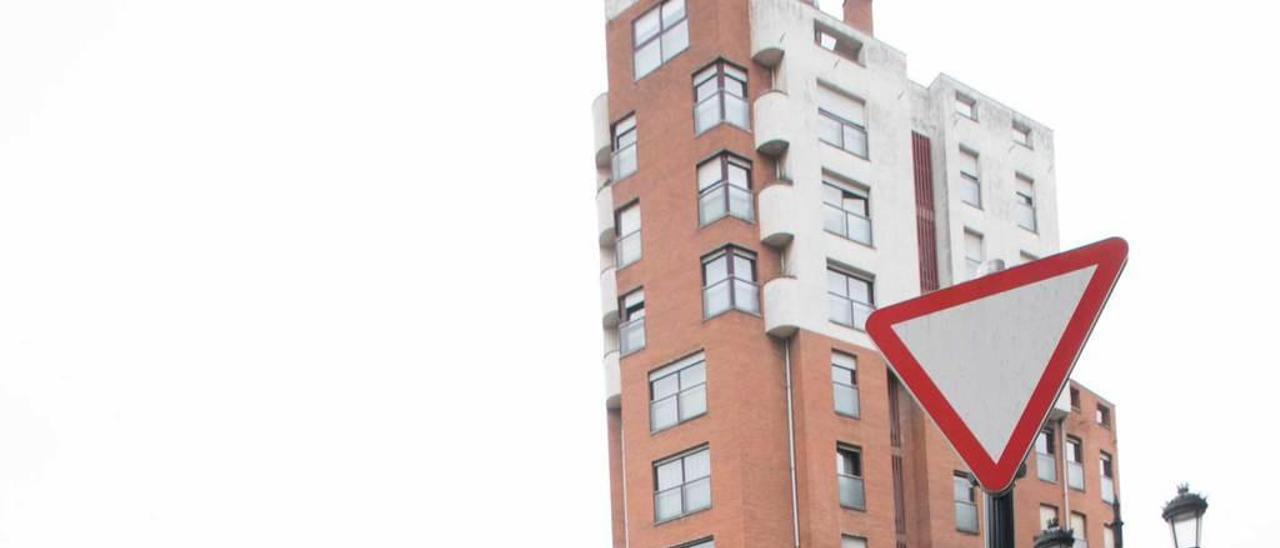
(592, 93, 611, 169)
(758, 183, 798, 248)
(603, 349, 621, 410)
(750, 0, 797, 68)
(597, 184, 615, 246)
(600, 266, 619, 327)
(754, 90, 791, 157)
(763, 276, 801, 338)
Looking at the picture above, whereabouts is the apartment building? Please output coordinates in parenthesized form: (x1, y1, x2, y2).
(590, 1, 1121, 547)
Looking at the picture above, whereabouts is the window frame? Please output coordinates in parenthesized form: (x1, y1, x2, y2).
(953, 472, 980, 534)
(693, 60, 751, 134)
(653, 445, 712, 523)
(818, 108, 870, 159)
(955, 92, 978, 121)
(1013, 120, 1033, 149)
(1066, 435, 1085, 492)
(701, 245, 760, 318)
(832, 352, 860, 419)
(1096, 404, 1112, 428)
(619, 288, 646, 356)
(1100, 451, 1115, 504)
(612, 114, 639, 182)
(1035, 427, 1058, 483)
(958, 147, 982, 208)
(1015, 173, 1038, 233)
(649, 353, 708, 433)
(697, 152, 754, 225)
(827, 266, 875, 331)
(963, 229, 984, 281)
(632, 0, 690, 80)
(836, 444, 866, 511)
(616, 201, 643, 268)
(823, 179, 872, 245)
(814, 22, 863, 64)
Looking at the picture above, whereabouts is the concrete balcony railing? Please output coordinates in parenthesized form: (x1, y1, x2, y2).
(763, 276, 801, 338)
(597, 184, 615, 246)
(749, 0, 801, 68)
(758, 182, 798, 248)
(592, 93, 611, 169)
(603, 349, 621, 410)
(754, 90, 791, 157)
(1048, 388, 1072, 420)
(601, 266, 619, 327)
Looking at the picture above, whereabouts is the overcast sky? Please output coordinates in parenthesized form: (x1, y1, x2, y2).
(1, 0, 1276, 546)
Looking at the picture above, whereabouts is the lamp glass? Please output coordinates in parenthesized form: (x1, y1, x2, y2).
(1170, 511, 1200, 548)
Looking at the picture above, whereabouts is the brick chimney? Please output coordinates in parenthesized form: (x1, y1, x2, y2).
(844, 0, 874, 35)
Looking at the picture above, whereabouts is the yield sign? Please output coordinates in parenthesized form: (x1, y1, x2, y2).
(866, 237, 1128, 493)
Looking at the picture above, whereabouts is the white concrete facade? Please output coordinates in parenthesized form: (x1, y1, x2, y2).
(746, 0, 1062, 353)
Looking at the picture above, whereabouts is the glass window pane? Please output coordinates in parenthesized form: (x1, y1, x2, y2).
(829, 297, 852, 325)
(652, 374, 679, 399)
(818, 114, 842, 145)
(845, 125, 868, 156)
(727, 163, 749, 188)
(635, 42, 661, 78)
(655, 489, 681, 521)
(827, 270, 849, 296)
(834, 384, 858, 416)
(684, 450, 710, 479)
(823, 183, 843, 205)
(618, 205, 641, 233)
(698, 158, 723, 190)
(661, 20, 689, 61)
(704, 281, 730, 317)
(651, 397, 678, 430)
(704, 255, 729, 283)
(657, 460, 683, 490)
(695, 79, 719, 102)
(695, 96, 722, 133)
(684, 478, 711, 511)
(824, 204, 845, 235)
(662, 0, 686, 25)
(848, 277, 870, 303)
(635, 9, 661, 44)
(725, 94, 749, 128)
(723, 63, 747, 82)
(848, 214, 871, 244)
(961, 178, 981, 206)
(680, 362, 705, 388)
(700, 187, 727, 224)
(732, 255, 753, 280)
(733, 279, 759, 312)
(728, 186, 752, 220)
(679, 385, 706, 419)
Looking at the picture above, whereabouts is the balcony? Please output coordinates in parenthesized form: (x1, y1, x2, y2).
(603, 349, 621, 410)
(600, 266, 618, 327)
(1067, 461, 1085, 491)
(763, 276, 801, 337)
(592, 93, 611, 169)
(1049, 387, 1072, 420)
(758, 183, 797, 248)
(749, 0, 798, 68)
(753, 90, 791, 157)
(597, 184, 615, 246)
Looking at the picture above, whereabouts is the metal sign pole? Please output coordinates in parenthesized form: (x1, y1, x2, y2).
(987, 486, 1016, 548)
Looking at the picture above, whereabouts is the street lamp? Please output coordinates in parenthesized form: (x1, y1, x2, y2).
(1162, 484, 1208, 548)
(1033, 519, 1075, 548)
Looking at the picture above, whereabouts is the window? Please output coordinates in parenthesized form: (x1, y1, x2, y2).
(1013, 121, 1033, 148)
(964, 230, 984, 281)
(953, 473, 979, 533)
(1071, 512, 1088, 548)
(832, 352, 859, 418)
(1096, 404, 1112, 428)
(694, 61, 749, 133)
(818, 85, 869, 158)
(612, 115, 638, 181)
(1070, 386, 1081, 410)
(823, 180, 872, 245)
(679, 539, 715, 548)
(1020, 251, 1039, 265)
(956, 92, 977, 120)
(1066, 436, 1084, 491)
(1015, 174, 1037, 232)
(1035, 428, 1057, 482)
(836, 445, 865, 510)
(827, 267, 874, 330)
(815, 23, 862, 63)
(697, 153, 753, 224)
(617, 202, 642, 268)
(702, 246, 759, 317)
(958, 148, 981, 207)
(1039, 504, 1059, 531)
(620, 289, 646, 356)
(633, 0, 689, 79)
(1100, 452, 1115, 504)
(654, 446, 711, 522)
(649, 354, 707, 432)
(841, 536, 868, 548)
(1103, 526, 1116, 548)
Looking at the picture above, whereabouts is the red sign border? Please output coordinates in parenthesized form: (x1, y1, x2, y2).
(866, 237, 1128, 493)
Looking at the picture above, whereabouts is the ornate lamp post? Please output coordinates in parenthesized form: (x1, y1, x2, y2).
(1162, 484, 1208, 548)
(1033, 518, 1075, 548)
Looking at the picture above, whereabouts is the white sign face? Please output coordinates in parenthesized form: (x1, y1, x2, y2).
(866, 238, 1127, 492)
(890, 266, 1095, 459)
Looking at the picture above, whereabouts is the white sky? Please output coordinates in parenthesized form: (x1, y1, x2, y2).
(1, 0, 1276, 545)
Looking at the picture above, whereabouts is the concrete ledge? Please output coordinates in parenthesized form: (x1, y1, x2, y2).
(758, 183, 797, 248)
(597, 184, 615, 246)
(763, 276, 801, 338)
(754, 89, 791, 157)
(603, 350, 621, 409)
(600, 266, 619, 327)
(592, 93, 611, 169)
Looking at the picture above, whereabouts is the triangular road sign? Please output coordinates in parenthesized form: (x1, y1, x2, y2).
(866, 237, 1128, 493)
